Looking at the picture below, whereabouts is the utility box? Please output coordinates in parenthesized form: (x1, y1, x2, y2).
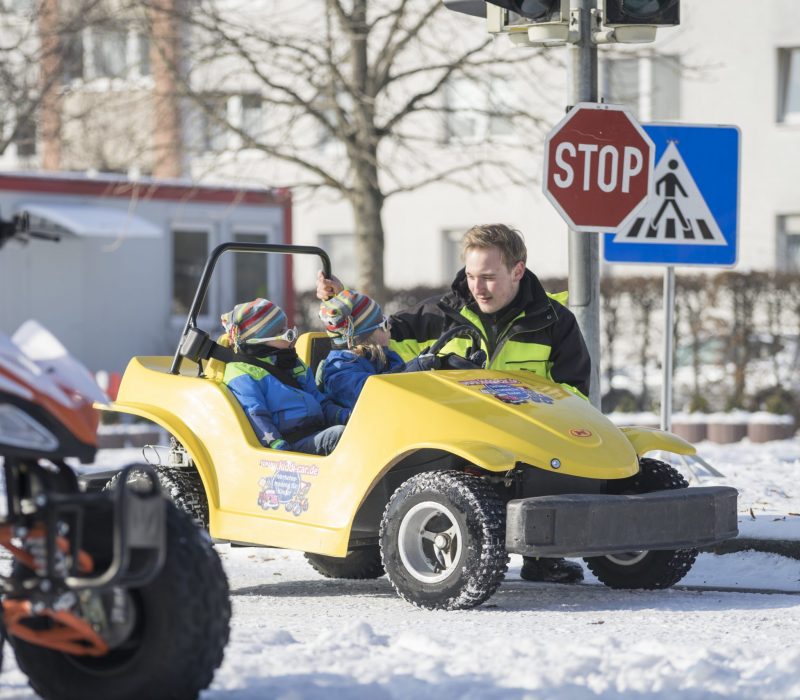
(0, 172, 292, 373)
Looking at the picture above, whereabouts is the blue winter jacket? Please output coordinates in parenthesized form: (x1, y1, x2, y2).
(223, 355, 347, 450)
(318, 348, 405, 416)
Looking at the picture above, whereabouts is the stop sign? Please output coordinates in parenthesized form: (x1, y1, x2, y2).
(543, 103, 655, 232)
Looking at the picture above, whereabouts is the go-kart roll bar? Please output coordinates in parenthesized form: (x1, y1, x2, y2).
(170, 242, 331, 375)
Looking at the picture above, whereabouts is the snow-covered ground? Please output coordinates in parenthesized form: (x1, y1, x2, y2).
(2, 439, 800, 699)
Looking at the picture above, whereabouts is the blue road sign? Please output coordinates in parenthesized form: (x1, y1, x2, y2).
(603, 124, 740, 267)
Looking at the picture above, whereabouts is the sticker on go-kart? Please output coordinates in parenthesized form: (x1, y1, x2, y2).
(569, 428, 593, 438)
(256, 459, 318, 516)
(459, 378, 555, 406)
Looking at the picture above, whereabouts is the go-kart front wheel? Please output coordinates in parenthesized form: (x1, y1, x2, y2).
(380, 470, 507, 610)
(9, 503, 230, 700)
(105, 464, 209, 530)
(584, 458, 699, 589)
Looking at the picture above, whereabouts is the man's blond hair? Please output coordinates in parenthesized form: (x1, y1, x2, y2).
(461, 224, 527, 269)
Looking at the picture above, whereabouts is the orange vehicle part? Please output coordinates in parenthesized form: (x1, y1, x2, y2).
(0, 524, 94, 574)
(3, 600, 109, 656)
(0, 524, 104, 656)
(0, 364, 99, 448)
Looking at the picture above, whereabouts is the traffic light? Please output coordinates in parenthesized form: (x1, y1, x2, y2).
(603, 0, 680, 27)
(442, 0, 570, 44)
(442, 1, 566, 21)
(441, 0, 679, 44)
(441, 1, 486, 17)
(485, 1, 567, 22)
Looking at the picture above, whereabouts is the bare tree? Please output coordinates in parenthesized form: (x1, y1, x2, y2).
(625, 276, 661, 411)
(713, 271, 769, 410)
(599, 273, 627, 409)
(675, 273, 711, 412)
(146, 0, 555, 300)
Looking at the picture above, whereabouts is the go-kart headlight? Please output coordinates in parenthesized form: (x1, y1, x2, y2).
(0, 403, 59, 452)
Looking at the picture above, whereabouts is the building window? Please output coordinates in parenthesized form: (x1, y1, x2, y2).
(605, 58, 640, 116)
(62, 32, 84, 82)
(441, 228, 465, 282)
(777, 215, 800, 272)
(318, 233, 356, 286)
(445, 77, 515, 142)
(93, 27, 128, 79)
(63, 27, 150, 83)
(173, 230, 210, 315)
(234, 233, 269, 301)
(316, 91, 351, 148)
(14, 112, 36, 157)
(602, 55, 680, 121)
(199, 95, 229, 152)
(1, 0, 34, 14)
(240, 94, 263, 143)
(136, 32, 151, 78)
(778, 48, 800, 124)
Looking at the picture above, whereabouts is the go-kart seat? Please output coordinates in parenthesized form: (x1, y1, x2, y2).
(306, 334, 332, 377)
(203, 334, 231, 383)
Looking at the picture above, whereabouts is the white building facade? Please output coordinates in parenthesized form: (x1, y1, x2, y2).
(249, 0, 800, 289)
(2, 0, 799, 295)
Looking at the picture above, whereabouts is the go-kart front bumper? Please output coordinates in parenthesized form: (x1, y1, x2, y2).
(505, 486, 738, 557)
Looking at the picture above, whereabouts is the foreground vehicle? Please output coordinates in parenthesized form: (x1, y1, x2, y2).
(102, 242, 738, 610)
(0, 217, 230, 699)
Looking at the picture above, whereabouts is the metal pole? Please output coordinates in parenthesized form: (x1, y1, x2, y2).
(660, 265, 676, 431)
(567, 0, 601, 408)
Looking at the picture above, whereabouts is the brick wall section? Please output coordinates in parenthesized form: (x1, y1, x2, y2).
(150, 0, 183, 178)
(38, 0, 61, 170)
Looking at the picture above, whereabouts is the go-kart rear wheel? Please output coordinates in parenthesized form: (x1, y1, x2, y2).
(304, 546, 385, 579)
(380, 470, 507, 610)
(106, 464, 209, 530)
(9, 503, 230, 700)
(584, 458, 698, 589)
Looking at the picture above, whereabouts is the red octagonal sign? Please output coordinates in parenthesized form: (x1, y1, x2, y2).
(543, 103, 655, 233)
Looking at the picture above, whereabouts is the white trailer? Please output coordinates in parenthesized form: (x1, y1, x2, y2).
(0, 172, 293, 373)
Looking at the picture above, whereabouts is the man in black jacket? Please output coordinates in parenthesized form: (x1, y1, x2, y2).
(317, 223, 590, 583)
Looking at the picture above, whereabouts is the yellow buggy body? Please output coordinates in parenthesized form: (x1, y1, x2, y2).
(106, 347, 696, 556)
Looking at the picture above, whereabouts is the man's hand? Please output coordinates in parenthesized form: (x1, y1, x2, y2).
(439, 352, 484, 370)
(316, 270, 344, 300)
(403, 353, 441, 372)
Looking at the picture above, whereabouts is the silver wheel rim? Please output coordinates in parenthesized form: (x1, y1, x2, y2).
(605, 550, 649, 566)
(397, 500, 463, 583)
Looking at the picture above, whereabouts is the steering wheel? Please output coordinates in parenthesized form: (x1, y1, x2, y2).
(427, 324, 483, 359)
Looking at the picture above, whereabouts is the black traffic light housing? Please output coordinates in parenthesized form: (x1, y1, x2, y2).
(441, 1, 486, 17)
(442, 1, 568, 24)
(604, 0, 680, 27)
(485, 1, 566, 22)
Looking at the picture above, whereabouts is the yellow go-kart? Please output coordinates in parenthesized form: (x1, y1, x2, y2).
(100, 243, 738, 610)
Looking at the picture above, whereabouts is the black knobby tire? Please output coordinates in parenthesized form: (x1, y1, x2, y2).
(584, 458, 698, 590)
(380, 470, 508, 610)
(305, 546, 385, 579)
(10, 502, 231, 700)
(106, 464, 209, 530)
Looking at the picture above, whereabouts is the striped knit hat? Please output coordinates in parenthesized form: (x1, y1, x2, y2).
(221, 298, 287, 351)
(319, 289, 383, 348)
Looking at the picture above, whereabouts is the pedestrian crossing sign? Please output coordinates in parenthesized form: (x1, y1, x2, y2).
(603, 123, 740, 267)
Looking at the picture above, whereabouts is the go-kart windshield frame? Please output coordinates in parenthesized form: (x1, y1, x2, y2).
(169, 242, 331, 375)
